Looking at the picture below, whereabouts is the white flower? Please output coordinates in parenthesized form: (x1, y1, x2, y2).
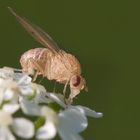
(0, 126, 15, 140)
(2, 104, 20, 114)
(14, 72, 31, 84)
(36, 121, 57, 140)
(36, 106, 58, 140)
(16, 74, 33, 96)
(16, 74, 51, 104)
(45, 92, 67, 108)
(19, 97, 41, 116)
(11, 118, 34, 139)
(0, 111, 14, 140)
(0, 67, 50, 103)
(36, 106, 88, 140)
(0, 67, 15, 80)
(0, 110, 35, 140)
(0, 78, 19, 101)
(29, 83, 52, 104)
(57, 107, 87, 140)
(0, 111, 13, 127)
(0, 77, 21, 115)
(35, 92, 103, 140)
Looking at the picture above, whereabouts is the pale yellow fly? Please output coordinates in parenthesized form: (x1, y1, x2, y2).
(8, 7, 87, 103)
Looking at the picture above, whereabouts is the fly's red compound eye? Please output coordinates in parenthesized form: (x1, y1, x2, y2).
(73, 75, 81, 87)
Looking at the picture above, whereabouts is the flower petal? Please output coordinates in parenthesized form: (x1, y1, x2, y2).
(0, 90, 4, 105)
(20, 97, 41, 116)
(46, 92, 66, 108)
(0, 126, 15, 140)
(41, 106, 58, 124)
(36, 122, 57, 140)
(3, 89, 15, 101)
(12, 118, 34, 139)
(31, 84, 52, 104)
(58, 129, 83, 140)
(58, 107, 87, 133)
(0, 79, 19, 101)
(34, 92, 52, 104)
(16, 73, 32, 85)
(0, 111, 13, 126)
(0, 67, 14, 79)
(76, 105, 103, 118)
(19, 84, 34, 96)
(2, 104, 20, 114)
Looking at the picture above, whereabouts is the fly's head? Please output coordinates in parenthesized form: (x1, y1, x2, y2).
(69, 75, 88, 103)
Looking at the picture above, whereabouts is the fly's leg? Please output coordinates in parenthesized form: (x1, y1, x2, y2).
(53, 81, 57, 93)
(28, 58, 43, 82)
(63, 80, 69, 97)
(38, 77, 44, 84)
(32, 70, 38, 82)
(63, 81, 72, 105)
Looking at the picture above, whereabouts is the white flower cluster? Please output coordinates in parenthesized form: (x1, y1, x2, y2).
(0, 67, 103, 140)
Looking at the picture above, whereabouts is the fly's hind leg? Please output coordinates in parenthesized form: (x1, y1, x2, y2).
(53, 81, 57, 93)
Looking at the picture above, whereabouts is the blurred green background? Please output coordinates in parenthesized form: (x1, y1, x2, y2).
(0, 0, 140, 140)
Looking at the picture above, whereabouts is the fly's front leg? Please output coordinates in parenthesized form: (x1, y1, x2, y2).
(28, 58, 43, 82)
(63, 80, 69, 97)
(32, 70, 38, 82)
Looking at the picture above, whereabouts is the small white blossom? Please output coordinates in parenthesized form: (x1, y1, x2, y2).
(46, 92, 67, 108)
(11, 118, 34, 139)
(36, 106, 58, 140)
(0, 78, 19, 102)
(0, 111, 13, 126)
(15, 73, 32, 85)
(29, 83, 52, 104)
(16, 74, 33, 96)
(57, 107, 87, 140)
(0, 111, 15, 140)
(58, 108, 88, 134)
(0, 110, 35, 140)
(0, 126, 15, 140)
(36, 106, 88, 140)
(19, 97, 41, 116)
(0, 67, 15, 80)
(2, 104, 20, 114)
(36, 121, 57, 140)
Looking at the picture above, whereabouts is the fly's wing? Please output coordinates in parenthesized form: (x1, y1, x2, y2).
(8, 7, 60, 54)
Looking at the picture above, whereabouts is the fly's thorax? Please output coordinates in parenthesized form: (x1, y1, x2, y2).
(45, 50, 81, 83)
(61, 51, 82, 74)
